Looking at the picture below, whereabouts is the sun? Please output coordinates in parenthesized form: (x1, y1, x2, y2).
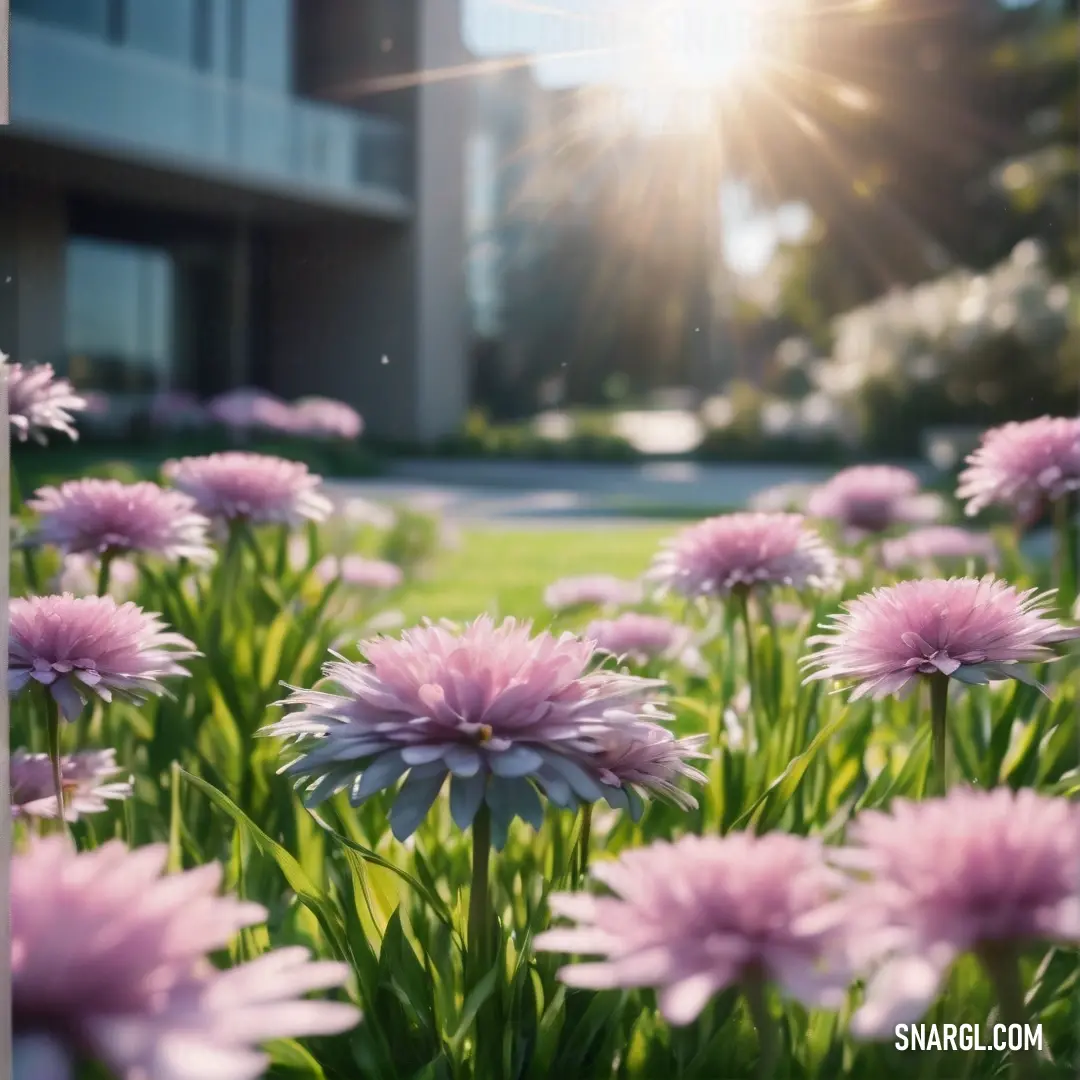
(604, 0, 789, 130)
(614, 0, 775, 89)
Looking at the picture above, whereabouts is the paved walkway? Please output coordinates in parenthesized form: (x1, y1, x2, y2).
(328, 458, 929, 529)
(326, 458, 1057, 557)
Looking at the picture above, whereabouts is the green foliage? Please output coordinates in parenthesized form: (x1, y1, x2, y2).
(10, 484, 1079, 1079)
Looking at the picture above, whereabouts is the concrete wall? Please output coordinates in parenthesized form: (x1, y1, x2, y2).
(0, 178, 67, 367)
(275, 0, 469, 442)
(0, 0, 469, 443)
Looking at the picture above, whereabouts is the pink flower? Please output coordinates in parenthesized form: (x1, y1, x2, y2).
(337, 497, 396, 530)
(648, 513, 840, 599)
(544, 575, 644, 612)
(4, 358, 86, 443)
(10, 748, 131, 821)
(8, 594, 198, 720)
(315, 554, 404, 590)
(772, 600, 808, 628)
(802, 576, 1080, 700)
(262, 617, 677, 842)
(29, 479, 214, 564)
(585, 613, 703, 671)
(808, 466, 943, 535)
(880, 526, 997, 573)
(806, 789, 1080, 1037)
(149, 391, 208, 430)
(292, 397, 364, 440)
(586, 724, 707, 813)
(747, 482, 813, 513)
(957, 416, 1080, 522)
(535, 833, 850, 1025)
(207, 388, 298, 434)
(163, 452, 332, 526)
(56, 553, 139, 601)
(12, 838, 359, 1080)
(79, 390, 110, 416)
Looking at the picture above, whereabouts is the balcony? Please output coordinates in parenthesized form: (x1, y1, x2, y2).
(7, 15, 411, 218)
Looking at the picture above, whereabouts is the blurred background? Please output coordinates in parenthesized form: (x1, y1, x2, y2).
(0, 0, 1076, 471)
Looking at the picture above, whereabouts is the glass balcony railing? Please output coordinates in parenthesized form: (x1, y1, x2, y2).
(8, 15, 410, 210)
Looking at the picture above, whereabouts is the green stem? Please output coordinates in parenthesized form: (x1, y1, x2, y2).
(743, 976, 779, 1080)
(243, 524, 268, 577)
(96, 549, 115, 597)
(21, 546, 40, 594)
(10, 459, 23, 512)
(1051, 495, 1074, 606)
(220, 522, 245, 612)
(468, 803, 495, 1076)
(44, 696, 70, 840)
(468, 803, 492, 982)
(735, 588, 760, 742)
(579, 804, 593, 880)
(980, 946, 1038, 1080)
(929, 673, 949, 797)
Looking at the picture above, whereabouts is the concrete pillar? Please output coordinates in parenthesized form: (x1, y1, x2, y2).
(412, 0, 469, 441)
(275, 0, 469, 443)
(0, 179, 67, 367)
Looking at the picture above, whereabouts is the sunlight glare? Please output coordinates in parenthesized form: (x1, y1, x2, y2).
(606, 0, 795, 130)
(626, 1, 765, 90)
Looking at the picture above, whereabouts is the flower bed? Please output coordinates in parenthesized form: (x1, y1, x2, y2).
(6, 358, 1080, 1080)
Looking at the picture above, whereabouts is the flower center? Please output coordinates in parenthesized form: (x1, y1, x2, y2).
(477, 724, 494, 743)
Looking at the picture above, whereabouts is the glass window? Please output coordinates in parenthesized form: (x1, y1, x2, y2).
(11, 0, 110, 37)
(65, 237, 175, 394)
(123, 0, 196, 65)
(239, 0, 292, 91)
(199, 0, 232, 76)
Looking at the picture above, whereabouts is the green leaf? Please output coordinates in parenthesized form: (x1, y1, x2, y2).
(554, 990, 628, 1075)
(379, 909, 436, 1031)
(449, 963, 500, 1049)
(310, 806, 458, 933)
(259, 610, 294, 693)
(265, 1038, 327, 1078)
(180, 770, 349, 960)
(731, 710, 847, 832)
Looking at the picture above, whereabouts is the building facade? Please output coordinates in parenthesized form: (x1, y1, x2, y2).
(0, 0, 470, 441)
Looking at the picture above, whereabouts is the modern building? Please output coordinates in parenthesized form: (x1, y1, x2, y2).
(465, 59, 554, 338)
(0, 0, 470, 441)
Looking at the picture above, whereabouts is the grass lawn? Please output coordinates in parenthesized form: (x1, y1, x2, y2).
(394, 525, 674, 624)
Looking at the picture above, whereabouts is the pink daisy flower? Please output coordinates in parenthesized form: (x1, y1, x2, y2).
(8, 594, 198, 720)
(10, 748, 132, 821)
(292, 397, 364, 440)
(802, 576, 1080, 700)
(585, 724, 708, 813)
(314, 555, 404, 590)
(207, 387, 298, 434)
(585, 613, 704, 672)
(957, 416, 1080, 522)
(148, 391, 208, 431)
(880, 526, 997, 574)
(808, 466, 943, 535)
(648, 513, 840, 600)
(29, 479, 214, 564)
(12, 838, 359, 1080)
(56, 553, 139, 601)
(805, 788, 1080, 1038)
(544, 575, 644, 613)
(535, 833, 850, 1025)
(163, 452, 332, 527)
(261, 616, 678, 842)
(4, 358, 86, 443)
